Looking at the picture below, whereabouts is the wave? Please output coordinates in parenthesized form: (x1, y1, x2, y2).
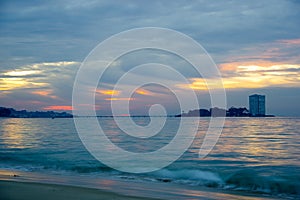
(145, 169, 300, 197)
(1, 154, 299, 197)
(150, 169, 223, 187)
(223, 170, 300, 196)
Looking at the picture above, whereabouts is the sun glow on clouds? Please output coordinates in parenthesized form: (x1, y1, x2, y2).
(0, 61, 79, 92)
(178, 62, 300, 90)
(31, 90, 58, 99)
(135, 88, 153, 96)
(105, 98, 135, 101)
(29, 61, 79, 68)
(236, 64, 300, 72)
(96, 88, 153, 102)
(97, 88, 154, 97)
(96, 89, 134, 101)
(43, 105, 73, 111)
(224, 63, 300, 88)
(96, 89, 120, 96)
(0, 61, 80, 111)
(0, 78, 48, 91)
(31, 90, 51, 96)
(3, 70, 40, 76)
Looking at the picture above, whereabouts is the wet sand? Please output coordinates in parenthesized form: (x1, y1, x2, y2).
(0, 180, 159, 200)
(0, 170, 278, 200)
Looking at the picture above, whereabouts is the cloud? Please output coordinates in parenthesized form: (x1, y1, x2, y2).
(135, 88, 153, 96)
(1, 1, 300, 115)
(278, 38, 300, 45)
(0, 61, 79, 91)
(177, 62, 300, 91)
(221, 37, 300, 65)
(3, 70, 40, 77)
(105, 97, 134, 101)
(31, 90, 58, 99)
(96, 89, 120, 96)
(221, 63, 300, 88)
(43, 105, 73, 111)
(1, 0, 300, 66)
(0, 61, 79, 110)
(0, 77, 48, 91)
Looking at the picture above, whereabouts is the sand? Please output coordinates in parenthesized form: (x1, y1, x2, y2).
(0, 170, 279, 200)
(0, 180, 160, 200)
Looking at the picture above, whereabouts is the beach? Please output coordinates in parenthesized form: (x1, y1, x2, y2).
(1, 180, 158, 200)
(0, 169, 280, 200)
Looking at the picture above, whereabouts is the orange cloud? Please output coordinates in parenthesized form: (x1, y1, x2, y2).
(0, 61, 78, 92)
(177, 78, 226, 90)
(43, 105, 73, 111)
(219, 61, 277, 72)
(0, 78, 47, 91)
(32, 91, 51, 96)
(177, 78, 208, 90)
(31, 90, 58, 99)
(96, 89, 120, 96)
(135, 88, 153, 96)
(179, 62, 300, 90)
(105, 98, 135, 101)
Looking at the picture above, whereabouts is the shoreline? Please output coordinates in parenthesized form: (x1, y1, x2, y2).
(0, 180, 159, 200)
(0, 169, 280, 200)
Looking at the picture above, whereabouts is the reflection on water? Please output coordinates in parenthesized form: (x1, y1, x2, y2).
(0, 117, 299, 166)
(192, 118, 300, 167)
(0, 118, 42, 149)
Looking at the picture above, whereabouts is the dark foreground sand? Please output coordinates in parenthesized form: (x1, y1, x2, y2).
(0, 180, 159, 200)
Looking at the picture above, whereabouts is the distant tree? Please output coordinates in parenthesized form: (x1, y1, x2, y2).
(0, 107, 11, 117)
(227, 107, 249, 117)
(210, 107, 226, 117)
(199, 109, 210, 116)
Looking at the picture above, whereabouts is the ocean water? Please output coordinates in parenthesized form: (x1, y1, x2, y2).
(0, 117, 299, 199)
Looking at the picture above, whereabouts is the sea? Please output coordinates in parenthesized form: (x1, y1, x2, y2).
(0, 117, 299, 199)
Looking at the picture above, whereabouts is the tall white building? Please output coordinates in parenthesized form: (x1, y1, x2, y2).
(249, 94, 265, 116)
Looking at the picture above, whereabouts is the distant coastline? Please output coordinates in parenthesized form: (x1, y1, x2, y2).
(0, 107, 73, 118)
(0, 106, 276, 118)
(175, 107, 275, 117)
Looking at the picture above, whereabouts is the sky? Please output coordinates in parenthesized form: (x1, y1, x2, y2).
(0, 0, 300, 116)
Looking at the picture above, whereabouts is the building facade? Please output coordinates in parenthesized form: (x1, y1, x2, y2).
(249, 94, 265, 116)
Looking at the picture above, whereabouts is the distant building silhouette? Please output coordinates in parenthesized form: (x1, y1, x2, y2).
(249, 94, 265, 116)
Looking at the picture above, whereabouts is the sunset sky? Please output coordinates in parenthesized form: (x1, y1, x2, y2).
(0, 1, 300, 116)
